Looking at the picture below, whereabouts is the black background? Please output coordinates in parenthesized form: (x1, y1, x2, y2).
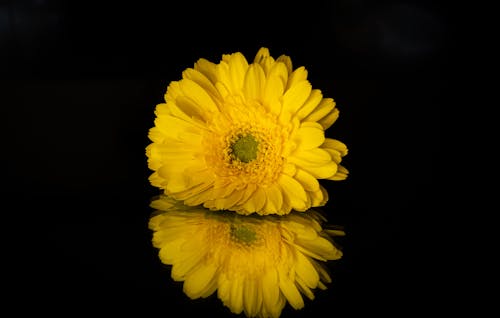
(2, 0, 448, 316)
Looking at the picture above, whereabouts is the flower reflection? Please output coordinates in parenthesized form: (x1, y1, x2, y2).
(149, 195, 344, 317)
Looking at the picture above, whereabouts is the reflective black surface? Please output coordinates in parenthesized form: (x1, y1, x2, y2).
(2, 0, 448, 316)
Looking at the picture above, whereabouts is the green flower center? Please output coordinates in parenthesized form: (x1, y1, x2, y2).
(230, 224, 257, 244)
(231, 134, 259, 163)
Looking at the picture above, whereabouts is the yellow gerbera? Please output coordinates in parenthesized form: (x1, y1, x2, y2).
(149, 195, 345, 318)
(146, 47, 348, 215)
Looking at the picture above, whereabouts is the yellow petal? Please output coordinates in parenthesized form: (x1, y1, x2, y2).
(183, 263, 218, 299)
(273, 295, 287, 318)
(254, 47, 270, 64)
(276, 54, 292, 74)
(291, 147, 331, 164)
(291, 242, 327, 262)
(194, 58, 218, 84)
(221, 53, 231, 63)
(237, 183, 258, 206)
(279, 197, 292, 215)
(179, 78, 218, 113)
(182, 68, 221, 103)
(183, 186, 215, 206)
(213, 189, 245, 210)
(282, 162, 296, 176)
(217, 273, 231, 304)
(282, 80, 312, 116)
(148, 171, 165, 189)
(268, 100, 283, 119)
(154, 102, 170, 117)
(326, 165, 349, 181)
(157, 165, 192, 190)
(227, 52, 249, 95)
(263, 65, 286, 114)
(154, 114, 201, 141)
(149, 206, 173, 222)
(178, 131, 204, 148)
(288, 150, 338, 179)
(229, 276, 244, 314)
(312, 260, 333, 284)
(323, 148, 343, 164)
(254, 48, 276, 75)
(262, 270, 280, 313)
(278, 174, 308, 211)
(278, 273, 304, 309)
(160, 173, 193, 195)
(181, 168, 215, 192)
(243, 63, 266, 102)
(262, 184, 283, 214)
(241, 186, 266, 214)
(164, 81, 182, 103)
(324, 229, 346, 237)
(174, 96, 209, 122)
(149, 213, 172, 235)
(293, 122, 325, 150)
(154, 224, 199, 244)
(174, 180, 214, 201)
(294, 252, 320, 289)
(284, 218, 318, 241)
(303, 98, 335, 123)
(243, 277, 260, 317)
(322, 138, 348, 157)
(161, 101, 205, 127)
(170, 248, 204, 281)
(296, 89, 323, 120)
(158, 239, 183, 264)
(286, 66, 308, 91)
(309, 186, 328, 206)
(212, 178, 238, 198)
(295, 236, 338, 260)
(200, 279, 218, 299)
(267, 61, 289, 89)
(294, 169, 320, 192)
(295, 276, 315, 300)
(147, 127, 166, 143)
(145, 144, 162, 170)
(150, 144, 195, 165)
(259, 56, 275, 75)
(318, 108, 339, 129)
(216, 62, 231, 98)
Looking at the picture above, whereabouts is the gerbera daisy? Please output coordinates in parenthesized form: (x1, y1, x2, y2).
(146, 47, 348, 215)
(149, 195, 345, 318)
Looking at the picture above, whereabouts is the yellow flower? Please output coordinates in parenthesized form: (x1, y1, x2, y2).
(149, 195, 345, 318)
(146, 47, 348, 215)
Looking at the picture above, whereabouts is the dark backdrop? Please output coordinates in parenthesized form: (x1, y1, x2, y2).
(2, 0, 448, 316)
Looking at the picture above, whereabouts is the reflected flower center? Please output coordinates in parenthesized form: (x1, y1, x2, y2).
(230, 224, 257, 244)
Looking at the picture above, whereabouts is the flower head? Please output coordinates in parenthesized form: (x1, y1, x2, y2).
(149, 195, 344, 318)
(146, 47, 348, 215)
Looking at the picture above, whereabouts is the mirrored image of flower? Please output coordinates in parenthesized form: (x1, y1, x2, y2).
(146, 47, 348, 216)
(149, 195, 345, 318)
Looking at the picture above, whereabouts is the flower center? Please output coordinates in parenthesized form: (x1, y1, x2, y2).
(230, 224, 257, 244)
(230, 134, 259, 163)
(204, 102, 287, 186)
